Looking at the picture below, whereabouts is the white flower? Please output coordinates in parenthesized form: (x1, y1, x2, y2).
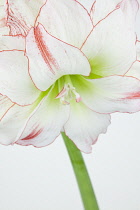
(0, 0, 139, 153)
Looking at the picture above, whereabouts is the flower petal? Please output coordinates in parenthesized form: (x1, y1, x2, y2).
(6, 0, 46, 35)
(0, 27, 10, 36)
(75, 0, 95, 13)
(0, 103, 34, 145)
(36, 0, 93, 48)
(0, 0, 10, 35)
(136, 41, 140, 60)
(72, 76, 140, 114)
(90, 0, 121, 25)
(126, 42, 140, 80)
(0, 35, 25, 51)
(64, 101, 111, 153)
(0, 95, 14, 120)
(0, 0, 7, 28)
(118, 0, 139, 29)
(26, 24, 91, 91)
(126, 41, 140, 79)
(126, 61, 140, 80)
(82, 1, 137, 77)
(16, 86, 70, 147)
(0, 50, 40, 105)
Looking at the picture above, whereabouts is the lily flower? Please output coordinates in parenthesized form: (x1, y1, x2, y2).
(0, 0, 140, 153)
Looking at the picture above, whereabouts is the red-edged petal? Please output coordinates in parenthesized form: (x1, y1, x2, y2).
(90, 0, 138, 25)
(91, 0, 121, 25)
(0, 0, 10, 35)
(0, 50, 40, 105)
(16, 86, 70, 147)
(26, 24, 91, 91)
(126, 61, 140, 80)
(0, 0, 7, 28)
(0, 95, 14, 120)
(6, 0, 46, 35)
(64, 101, 111, 153)
(0, 103, 35, 145)
(36, 0, 93, 48)
(72, 76, 140, 114)
(77, 0, 95, 13)
(126, 41, 140, 79)
(82, 1, 137, 77)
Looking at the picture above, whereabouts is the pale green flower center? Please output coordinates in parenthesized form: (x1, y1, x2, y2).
(33, 74, 90, 111)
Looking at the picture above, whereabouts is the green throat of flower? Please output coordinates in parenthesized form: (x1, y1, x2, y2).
(32, 75, 82, 110)
(55, 75, 82, 105)
(33, 70, 102, 111)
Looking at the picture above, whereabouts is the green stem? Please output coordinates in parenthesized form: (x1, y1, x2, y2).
(61, 132, 100, 210)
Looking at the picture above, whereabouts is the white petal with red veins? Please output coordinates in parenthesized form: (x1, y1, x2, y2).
(0, 51, 40, 105)
(72, 76, 140, 114)
(36, 0, 93, 48)
(16, 86, 70, 147)
(76, 0, 95, 13)
(0, 103, 35, 145)
(7, 0, 46, 35)
(0, 0, 10, 35)
(0, 95, 14, 120)
(0, 0, 7, 28)
(64, 101, 111, 153)
(82, 2, 137, 77)
(91, 0, 122, 25)
(126, 61, 140, 80)
(26, 24, 91, 91)
(126, 41, 140, 79)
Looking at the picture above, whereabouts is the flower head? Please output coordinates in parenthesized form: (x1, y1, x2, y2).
(0, 0, 140, 153)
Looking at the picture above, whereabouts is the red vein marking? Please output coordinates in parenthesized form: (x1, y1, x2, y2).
(34, 25, 59, 75)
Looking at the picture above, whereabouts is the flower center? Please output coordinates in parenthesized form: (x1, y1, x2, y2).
(56, 83, 81, 105)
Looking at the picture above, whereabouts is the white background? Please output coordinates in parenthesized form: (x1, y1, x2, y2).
(0, 3, 140, 210)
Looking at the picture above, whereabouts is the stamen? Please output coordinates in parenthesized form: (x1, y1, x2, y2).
(56, 83, 81, 105)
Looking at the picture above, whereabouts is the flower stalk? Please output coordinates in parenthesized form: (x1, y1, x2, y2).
(62, 132, 99, 210)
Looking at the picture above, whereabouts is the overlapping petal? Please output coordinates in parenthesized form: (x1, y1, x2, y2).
(76, 0, 95, 13)
(0, 51, 40, 105)
(90, 0, 122, 25)
(126, 41, 140, 79)
(0, 0, 7, 28)
(72, 76, 140, 114)
(126, 61, 140, 79)
(16, 86, 70, 147)
(0, 0, 25, 52)
(26, 24, 91, 91)
(90, 0, 138, 26)
(64, 101, 111, 153)
(0, 0, 10, 35)
(0, 103, 35, 145)
(36, 0, 93, 48)
(82, 1, 137, 77)
(0, 95, 14, 120)
(6, 0, 46, 35)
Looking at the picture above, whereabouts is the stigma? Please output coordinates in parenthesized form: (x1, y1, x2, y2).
(56, 83, 81, 105)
